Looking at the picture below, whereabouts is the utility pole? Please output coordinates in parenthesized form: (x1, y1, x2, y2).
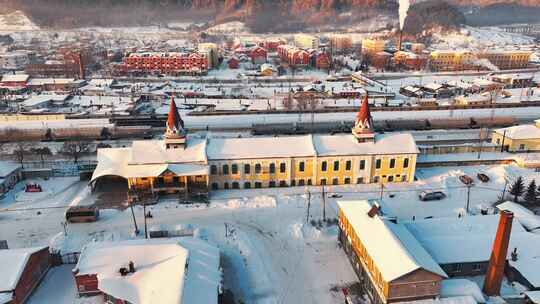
(500, 130, 507, 153)
(466, 184, 472, 215)
(143, 200, 148, 239)
(379, 183, 384, 201)
(130, 202, 139, 235)
(322, 185, 326, 222)
(306, 190, 311, 223)
(501, 178, 509, 202)
(477, 127, 485, 160)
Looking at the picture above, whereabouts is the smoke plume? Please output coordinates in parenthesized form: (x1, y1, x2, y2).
(399, 0, 410, 30)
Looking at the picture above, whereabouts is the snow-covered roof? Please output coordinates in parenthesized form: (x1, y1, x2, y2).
(525, 290, 540, 304)
(0, 293, 12, 304)
(207, 135, 316, 160)
(313, 133, 418, 157)
(423, 83, 444, 91)
(91, 147, 209, 183)
(337, 200, 447, 282)
(70, 95, 136, 107)
(404, 215, 537, 264)
(130, 138, 207, 164)
(441, 279, 485, 303)
(74, 238, 219, 304)
(0, 246, 47, 292)
(398, 296, 477, 304)
(0, 118, 112, 131)
(21, 94, 69, 108)
(510, 257, 540, 288)
(27, 78, 78, 86)
(0, 161, 20, 178)
(494, 124, 540, 140)
(496, 202, 540, 231)
(0, 74, 29, 83)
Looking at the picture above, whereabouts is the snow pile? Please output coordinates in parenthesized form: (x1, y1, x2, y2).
(221, 195, 277, 209)
(441, 279, 486, 303)
(289, 222, 322, 240)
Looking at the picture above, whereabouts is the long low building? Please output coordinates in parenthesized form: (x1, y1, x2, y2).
(90, 96, 418, 200)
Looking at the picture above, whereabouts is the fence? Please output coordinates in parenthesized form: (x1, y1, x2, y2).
(22, 160, 97, 177)
(51, 251, 80, 266)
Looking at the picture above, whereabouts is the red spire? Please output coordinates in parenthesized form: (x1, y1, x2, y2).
(166, 96, 184, 132)
(355, 93, 372, 130)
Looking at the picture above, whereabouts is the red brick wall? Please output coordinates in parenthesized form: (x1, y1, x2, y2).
(75, 274, 99, 295)
(12, 247, 51, 304)
(388, 269, 442, 302)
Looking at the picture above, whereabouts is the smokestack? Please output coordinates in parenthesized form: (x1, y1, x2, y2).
(398, 30, 403, 52)
(78, 52, 85, 79)
(483, 210, 514, 296)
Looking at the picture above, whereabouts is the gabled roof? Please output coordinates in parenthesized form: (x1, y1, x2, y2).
(337, 200, 447, 282)
(355, 94, 373, 130)
(313, 133, 419, 156)
(0, 246, 48, 292)
(494, 124, 540, 140)
(166, 97, 184, 133)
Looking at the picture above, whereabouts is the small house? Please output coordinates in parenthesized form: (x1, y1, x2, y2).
(227, 57, 240, 69)
(0, 246, 51, 304)
(0, 161, 22, 196)
(260, 64, 275, 77)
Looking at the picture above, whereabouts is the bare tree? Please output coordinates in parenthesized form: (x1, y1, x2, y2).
(31, 146, 52, 166)
(61, 140, 91, 163)
(13, 142, 31, 168)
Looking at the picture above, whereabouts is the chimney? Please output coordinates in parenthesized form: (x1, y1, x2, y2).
(511, 248, 518, 262)
(483, 210, 514, 296)
(128, 261, 136, 273)
(367, 204, 380, 218)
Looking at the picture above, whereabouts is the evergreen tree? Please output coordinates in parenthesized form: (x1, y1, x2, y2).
(509, 176, 525, 202)
(524, 180, 538, 205)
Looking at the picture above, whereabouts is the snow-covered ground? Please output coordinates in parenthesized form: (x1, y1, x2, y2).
(0, 10, 39, 33)
(1, 164, 539, 303)
(432, 26, 536, 50)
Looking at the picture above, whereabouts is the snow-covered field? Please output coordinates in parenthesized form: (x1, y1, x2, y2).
(1, 164, 539, 303)
(432, 26, 536, 50)
(0, 10, 39, 33)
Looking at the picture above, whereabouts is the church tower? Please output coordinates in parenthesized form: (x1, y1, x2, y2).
(352, 93, 375, 143)
(164, 97, 186, 149)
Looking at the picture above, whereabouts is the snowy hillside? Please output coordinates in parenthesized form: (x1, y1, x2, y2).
(432, 26, 535, 50)
(0, 10, 39, 33)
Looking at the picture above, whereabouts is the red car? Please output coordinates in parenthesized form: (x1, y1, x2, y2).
(459, 175, 474, 185)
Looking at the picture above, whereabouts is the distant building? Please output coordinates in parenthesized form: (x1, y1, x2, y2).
(227, 56, 240, 69)
(119, 52, 209, 76)
(394, 51, 428, 71)
(73, 238, 221, 304)
(198, 43, 219, 68)
(362, 39, 386, 56)
(477, 50, 532, 70)
(0, 246, 51, 304)
(0, 74, 29, 88)
(260, 63, 275, 76)
(0, 161, 22, 195)
(329, 35, 353, 52)
(249, 46, 267, 65)
(0, 51, 33, 70)
(27, 78, 86, 91)
(490, 73, 534, 88)
(294, 34, 320, 49)
(429, 50, 477, 72)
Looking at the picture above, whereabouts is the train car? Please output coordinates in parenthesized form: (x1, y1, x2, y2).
(65, 205, 99, 223)
(472, 116, 515, 128)
(428, 118, 472, 130)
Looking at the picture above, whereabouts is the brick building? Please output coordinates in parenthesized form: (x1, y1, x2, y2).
(119, 52, 209, 75)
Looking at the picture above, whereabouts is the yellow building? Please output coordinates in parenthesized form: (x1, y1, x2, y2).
(198, 43, 219, 68)
(362, 39, 386, 56)
(294, 34, 320, 49)
(429, 50, 476, 71)
(338, 200, 447, 304)
(492, 120, 540, 152)
(91, 96, 419, 200)
(477, 50, 531, 70)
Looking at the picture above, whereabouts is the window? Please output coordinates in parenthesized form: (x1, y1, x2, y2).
(357, 177, 364, 184)
(333, 161, 340, 171)
(269, 181, 276, 188)
(210, 165, 217, 175)
(222, 164, 229, 175)
(269, 163, 275, 174)
(359, 160, 366, 170)
(307, 179, 312, 186)
(280, 163, 286, 173)
(389, 159, 396, 169)
(472, 263, 483, 272)
(321, 161, 327, 172)
(520, 144, 526, 150)
(299, 161, 305, 172)
(344, 177, 351, 184)
(388, 176, 394, 182)
(255, 164, 262, 174)
(279, 180, 286, 187)
(255, 182, 262, 189)
(450, 264, 463, 273)
(345, 160, 352, 171)
(333, 178, 339, 185)
(231, 164, 238, 174)
(401, 175, 407, 182)
(244, 182, 251, 189)
(298, 179, 305, 186)
(232, 182, 239, 189)
(496, 138, 501, 144)
(244, 164, 251, 174)
(373, 176, 379, 183)
(291, 180, 296, 187)
(403, 158, 409, 168)
(375, 159, 381, 169)
(211, 183, 219, 190)
(320, 178, 327, 185)
(224, 182, 229, 189)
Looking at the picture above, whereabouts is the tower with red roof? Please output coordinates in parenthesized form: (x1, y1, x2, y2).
(164, 96, 186, 149)
(352, 93, 375, 143)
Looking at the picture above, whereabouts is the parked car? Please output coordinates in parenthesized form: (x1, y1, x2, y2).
(330, 193, 343, 198)
(477, 173, 490, 183)
(419, 191, 446, 201)
(459, 175, 474, 185)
